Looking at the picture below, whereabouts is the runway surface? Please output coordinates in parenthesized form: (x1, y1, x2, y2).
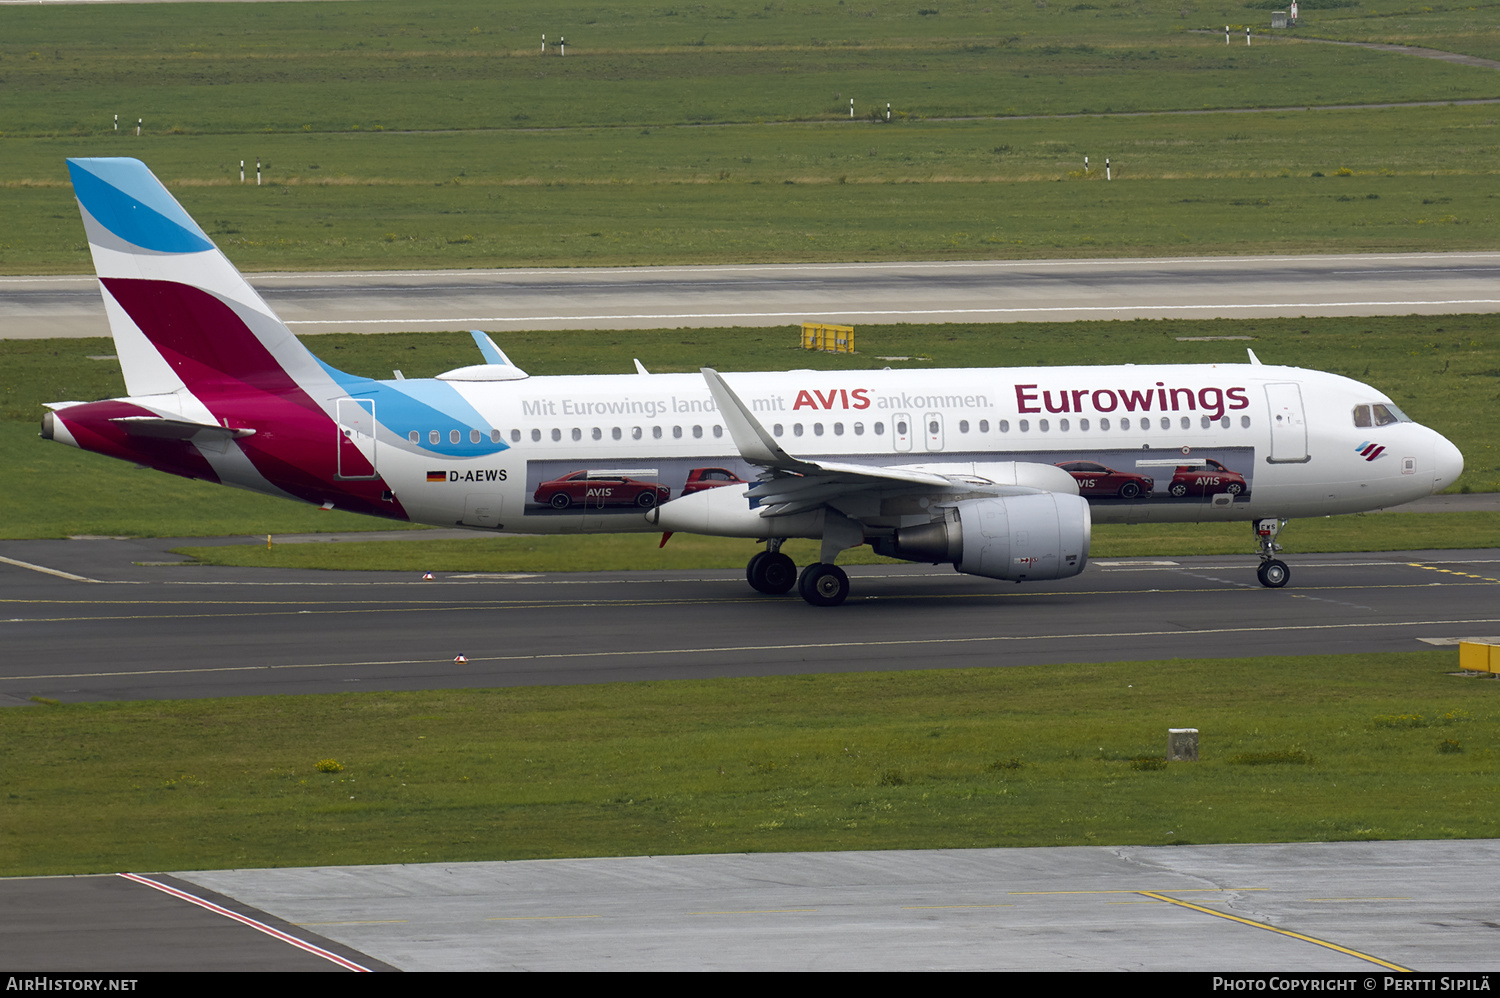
(8, 841, 1500, 971)
(6, 252, 1500, 338)
(1, 537, 1497, 704)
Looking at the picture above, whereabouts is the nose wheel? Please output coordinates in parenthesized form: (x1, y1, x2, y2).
(1254, 517, 1291, 588)
(1257, 559, 1290, 588)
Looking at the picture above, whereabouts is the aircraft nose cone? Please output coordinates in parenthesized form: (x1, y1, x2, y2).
(1432, 433, 1464, 494)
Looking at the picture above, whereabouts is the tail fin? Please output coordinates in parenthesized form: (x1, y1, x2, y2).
(67, 158, 329, 400)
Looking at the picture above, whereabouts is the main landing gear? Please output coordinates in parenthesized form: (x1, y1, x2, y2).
(746, 541, 797, 595)
(745, 540, 853, 606)
(1254, 517, 1290, 589)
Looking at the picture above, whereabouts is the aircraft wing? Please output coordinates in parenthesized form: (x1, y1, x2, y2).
(701, 368, 1070, 517)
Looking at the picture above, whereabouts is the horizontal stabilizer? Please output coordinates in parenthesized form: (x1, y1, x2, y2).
(110, 416, 256, 441)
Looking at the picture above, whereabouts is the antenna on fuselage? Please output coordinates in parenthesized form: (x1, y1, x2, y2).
(1247, 348, 1263, 365)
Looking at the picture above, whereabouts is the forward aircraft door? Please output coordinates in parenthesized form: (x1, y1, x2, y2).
(336, 398, 378, 479)
(1264, 383, 1309, 463)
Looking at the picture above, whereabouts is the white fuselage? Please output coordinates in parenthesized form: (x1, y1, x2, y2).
(369, 363, 1459, 534)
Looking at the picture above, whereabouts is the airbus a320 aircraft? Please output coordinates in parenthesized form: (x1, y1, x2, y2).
(42, 158, 1464, 605)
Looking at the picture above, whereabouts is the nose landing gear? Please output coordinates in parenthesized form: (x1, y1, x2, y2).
(1254, 517, 1290, 588)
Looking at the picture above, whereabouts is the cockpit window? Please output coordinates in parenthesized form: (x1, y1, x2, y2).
(1354, 403, 1412, 428)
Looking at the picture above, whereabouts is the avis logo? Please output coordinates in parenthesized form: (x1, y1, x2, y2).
(1355, 441, 1386, 462)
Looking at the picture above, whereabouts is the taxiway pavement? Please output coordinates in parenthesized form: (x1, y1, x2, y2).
(1, 539, 1497, 704)
(6, 252, 1500, 338)
(9, 841, 1500, 971)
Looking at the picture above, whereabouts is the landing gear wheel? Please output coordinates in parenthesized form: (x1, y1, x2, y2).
(798, 563, 850, 607)
(747, 551, 797, 595)
(1257, 559, 1290, 588)
(746, 551, 767, 587)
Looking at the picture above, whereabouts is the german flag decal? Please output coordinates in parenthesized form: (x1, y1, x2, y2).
(427, 470, 447, 482)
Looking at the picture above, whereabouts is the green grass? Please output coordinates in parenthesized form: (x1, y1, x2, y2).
(6, 313, 1495, 541)
(1286, 0, 1500, 62)
(8, 106, 1500, 271)
(1, 653, 1494, 875)
(4, 1, 1500, 270)
(1, 1, 1494, 137)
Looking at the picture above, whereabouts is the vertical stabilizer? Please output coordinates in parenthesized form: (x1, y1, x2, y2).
(67, 158, 330, 400)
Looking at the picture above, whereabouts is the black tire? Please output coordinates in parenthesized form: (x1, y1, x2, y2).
(636, 490, 659, 508)
(548, 493, 571, 509)
(1169, 483, 1188, 497)
(1257, 559, 1290, 588)
(1226, 482, 1243, 495)
(798, 563, 850, 607)
(1119, 482, 1141, 499)
(746, 551, 769, 589)
(760, 553, 797, 595)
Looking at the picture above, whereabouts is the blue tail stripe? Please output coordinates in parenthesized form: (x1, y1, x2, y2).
(67, 158, 214, 254)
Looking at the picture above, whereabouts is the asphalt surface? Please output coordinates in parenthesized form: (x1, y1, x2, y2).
(8, 841, 1500, 971)
(6, 252, 1500, 338)
(1, 533, 1498, 704)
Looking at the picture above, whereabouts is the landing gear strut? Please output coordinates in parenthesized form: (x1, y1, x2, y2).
(1254, 517, 1290, 589)
(746, 539, 797, 595)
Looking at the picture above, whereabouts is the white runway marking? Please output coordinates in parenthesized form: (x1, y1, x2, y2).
(283, 299, 1500, 326)
(0, 555, 103, 584)
(118, 873, 370, 972)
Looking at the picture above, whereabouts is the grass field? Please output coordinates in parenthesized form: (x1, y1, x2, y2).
(2, 1, 1494, 136)
(3, 1, 1500, 270)
(2, 652, 1493, 875)
(6, 313, 1494, 542)
(1290, 0, 1500, 62)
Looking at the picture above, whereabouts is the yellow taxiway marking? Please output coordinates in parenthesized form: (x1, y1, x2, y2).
(1408, 562, 1500, 584)
(0, 576, 1487, 616)
(1009, 888, 1266, 895)
(902, 904, 1016, 910)
(690, 909, 818, 915)
(1136, 891, 1411, 972)
(487, 914, 602, 921)
(1404, 561, 1500, 585)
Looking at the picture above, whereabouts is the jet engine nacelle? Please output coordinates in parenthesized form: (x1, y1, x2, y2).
(872, 493, 1091, 582)
(646, 480, 826, 539)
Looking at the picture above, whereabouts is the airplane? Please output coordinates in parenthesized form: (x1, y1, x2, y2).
(41, 158, 1465, 605)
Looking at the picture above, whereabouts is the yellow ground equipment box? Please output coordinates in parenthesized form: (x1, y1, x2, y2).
(801, 322, 855, 354)
(1458, 640, 1500, 674)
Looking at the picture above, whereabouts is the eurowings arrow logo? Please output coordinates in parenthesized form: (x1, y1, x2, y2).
(1356, 441, 1386, 462)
